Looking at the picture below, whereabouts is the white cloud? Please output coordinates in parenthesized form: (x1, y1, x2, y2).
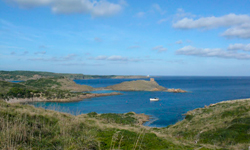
(7, 0, 125, 17)
(90, 55, 141, 62)
(95, 55, 107, 60)
(135, 12, 145, 18)
(222, 23, 250, 39)
(228, 43, 250, 51)
(34, 51, 46, 55)
(8, 0, 51, 8)
(175, 40, 183, 44)
(39, 45, 47, 49)
(173, 13, 250, 29)
(152, 46, 167, 53)
(107, 55, 128, 61)
(58, 62, 103, 66)
(176, 46, 250, 60)
(157, 18, 168, 24)
(95, 55, 127, 61)
(152, 4, 166, 15)
(174, 8, 196, 21)
(29, 54, 76, 61)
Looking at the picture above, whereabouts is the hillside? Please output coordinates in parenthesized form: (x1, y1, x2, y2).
(0, 100, 191, 149)
(0, 70, 148, 81)
(0, 70, 85, 80)
(164, 98, 250, 149)
(23, 77, 94, 92)
(1, 98, 250, 149)
(0, 78, 95, 102)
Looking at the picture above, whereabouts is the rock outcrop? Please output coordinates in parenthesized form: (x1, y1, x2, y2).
(167, 88, 187, 93)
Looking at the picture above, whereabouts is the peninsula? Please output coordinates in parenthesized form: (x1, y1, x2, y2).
(105, 78, 187, 92)
(0, 77, 121, 103)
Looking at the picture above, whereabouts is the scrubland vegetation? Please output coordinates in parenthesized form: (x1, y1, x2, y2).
(0, 100, 191, 149)
(1, 98, 250, 149)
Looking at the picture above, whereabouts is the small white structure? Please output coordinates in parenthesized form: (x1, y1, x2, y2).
(150, 98, 159, 101)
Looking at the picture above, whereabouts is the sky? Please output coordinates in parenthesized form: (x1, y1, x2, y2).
(0, 0, 250, 76)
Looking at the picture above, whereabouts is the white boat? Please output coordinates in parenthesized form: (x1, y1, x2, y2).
(150, 98, 159, 101)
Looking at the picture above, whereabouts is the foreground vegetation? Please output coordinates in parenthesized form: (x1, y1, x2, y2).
(1, 98, 250, 149)
(164, 99, 250, 150)
(0, 100, 191, 149)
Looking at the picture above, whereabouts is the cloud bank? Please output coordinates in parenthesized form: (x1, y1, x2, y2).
(7, 0, 125, 17)
(228, 43, 250, 51)
(173, 13, 250, 29)
(173, 12, 250, 39)
(152, 46, 167, 53)
(29, 54, 76, 61)
(90, 55, 141, 62)
(176, 46, 250, 60)
(222, 23, 250, 39)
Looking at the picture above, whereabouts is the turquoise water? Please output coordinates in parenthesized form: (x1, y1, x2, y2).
(30, 76, 250, 127)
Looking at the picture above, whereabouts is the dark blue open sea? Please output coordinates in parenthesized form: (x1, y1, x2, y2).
(30, 76, 250, 127)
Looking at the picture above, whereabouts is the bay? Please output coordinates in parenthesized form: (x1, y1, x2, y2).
(30, 76, 250, 127)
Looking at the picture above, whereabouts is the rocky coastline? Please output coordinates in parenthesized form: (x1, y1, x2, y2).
(6, 92, 122, 103)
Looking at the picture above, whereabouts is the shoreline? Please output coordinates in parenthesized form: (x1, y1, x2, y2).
(5, 92, 122, 104)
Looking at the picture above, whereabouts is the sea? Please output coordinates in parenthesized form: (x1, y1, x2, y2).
(30, 76, 250, 127)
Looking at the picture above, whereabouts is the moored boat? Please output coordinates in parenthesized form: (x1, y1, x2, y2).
(150, 98, 159, 101)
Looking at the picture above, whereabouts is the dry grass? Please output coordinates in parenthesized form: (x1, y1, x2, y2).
(164, 98, 250, 150)
(2, 98, 249, 149)
(0, 100, 193, 149)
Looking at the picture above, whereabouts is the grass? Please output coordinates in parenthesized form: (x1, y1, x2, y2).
(23, 78, 62, 89)
(0, 78, 92, 101)
(164, 98, 250, 150)
(0, 100, 193, 149)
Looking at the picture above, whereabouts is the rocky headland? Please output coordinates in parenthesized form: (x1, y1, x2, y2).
(106, 79, 166, 91)
(105, 78, 187, 93)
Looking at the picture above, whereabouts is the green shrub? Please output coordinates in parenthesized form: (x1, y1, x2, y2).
(99, 113, 136, 125)
(87, 112, 98, 117)
(185, 114, 194, 121)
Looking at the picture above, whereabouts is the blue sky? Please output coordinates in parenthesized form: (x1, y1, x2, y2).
(0, 0, 250, 76)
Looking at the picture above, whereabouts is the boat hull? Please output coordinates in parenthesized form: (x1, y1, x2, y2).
(150, 98, 159, 101)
